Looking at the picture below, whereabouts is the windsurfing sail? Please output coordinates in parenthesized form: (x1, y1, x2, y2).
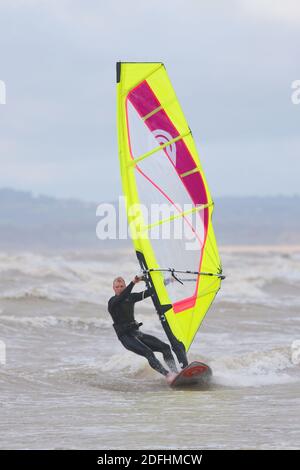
(116, 62, 224, 354)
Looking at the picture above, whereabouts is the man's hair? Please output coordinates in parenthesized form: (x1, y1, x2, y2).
(113, 276, 125, 286)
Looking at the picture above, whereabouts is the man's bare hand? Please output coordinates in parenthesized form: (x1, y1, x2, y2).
(133, 275, 143, 284)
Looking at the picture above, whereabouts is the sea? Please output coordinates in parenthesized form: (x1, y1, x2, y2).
(0, 245, 299, 449)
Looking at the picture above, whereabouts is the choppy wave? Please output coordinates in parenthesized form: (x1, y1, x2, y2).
(0, 250, 138, 304)
(219, 249, 300, 307)
(0, 314, 111, 330)
(211, 343, 300, 387)
(1, 248, 299, 449)
(0, 340, 299, 396)
(291, 340, 300, 365)
(0, 248, 299, 307)
(44, 342, 300, 389)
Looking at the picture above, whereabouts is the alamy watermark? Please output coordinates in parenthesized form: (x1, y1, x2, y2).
(96, 196, 207, 251)
(0, 80, 6, 104)
(0, 340, 6, 365)
(291, 80, 300, 104)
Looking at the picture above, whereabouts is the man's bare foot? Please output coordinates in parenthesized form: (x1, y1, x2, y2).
(165, 372, 177, 385)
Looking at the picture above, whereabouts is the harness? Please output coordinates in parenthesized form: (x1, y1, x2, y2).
(113, 320, 143, 337)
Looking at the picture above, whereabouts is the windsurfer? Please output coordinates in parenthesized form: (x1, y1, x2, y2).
(108, 275, 178, 383)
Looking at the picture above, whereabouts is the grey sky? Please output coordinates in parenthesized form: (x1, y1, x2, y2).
(0, 0, 299, 202)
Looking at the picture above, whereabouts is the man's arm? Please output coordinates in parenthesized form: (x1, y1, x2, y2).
(130, 286, 154, 303)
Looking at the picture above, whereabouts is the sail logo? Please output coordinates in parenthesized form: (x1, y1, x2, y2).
(0, 80, 6, 105)
(291, 80, 300, 104)
(153, 129, 177, 164)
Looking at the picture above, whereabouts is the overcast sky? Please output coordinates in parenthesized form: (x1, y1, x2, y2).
(0, 0, 299, 202)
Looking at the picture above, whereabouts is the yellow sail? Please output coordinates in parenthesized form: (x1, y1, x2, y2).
(116, 62, 224, 352)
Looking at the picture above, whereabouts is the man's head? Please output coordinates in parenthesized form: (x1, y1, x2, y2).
(113, 276, 126, 295)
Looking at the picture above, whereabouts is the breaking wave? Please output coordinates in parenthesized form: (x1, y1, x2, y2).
(211, 343, 300, 387)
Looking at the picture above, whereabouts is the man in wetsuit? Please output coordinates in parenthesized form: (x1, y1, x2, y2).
(108, 275, 178, 383)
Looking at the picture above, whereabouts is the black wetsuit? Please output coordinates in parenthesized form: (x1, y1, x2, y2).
(108, 281, 177, 376)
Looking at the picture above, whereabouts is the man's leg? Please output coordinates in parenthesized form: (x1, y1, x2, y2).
(160, 317, 188, 368)
(119, 334, 169, 376)
(137, 332, 178, 373)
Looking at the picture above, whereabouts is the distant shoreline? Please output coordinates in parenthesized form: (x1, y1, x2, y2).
(1, 189, 300, 248)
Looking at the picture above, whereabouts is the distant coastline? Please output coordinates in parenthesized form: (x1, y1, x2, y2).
(0, 188, 299, 250)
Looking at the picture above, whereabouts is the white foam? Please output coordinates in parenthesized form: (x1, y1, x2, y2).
(1, 249, 300, 307)
(98, 352, 148, 376)
(0, 314, 111, 330)
(291, 340, 300, 365)
(0, 250, 145, 305)
(210, 344, 300, 387)
(218, 250, 300, 306)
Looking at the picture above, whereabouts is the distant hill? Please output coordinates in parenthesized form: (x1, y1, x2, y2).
(0, 188, 99, 250)
(215, 196, 300, 245)
(0, 188, 299, 250)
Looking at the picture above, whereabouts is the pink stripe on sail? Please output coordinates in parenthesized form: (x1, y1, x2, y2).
(173, 296, 197, 313)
